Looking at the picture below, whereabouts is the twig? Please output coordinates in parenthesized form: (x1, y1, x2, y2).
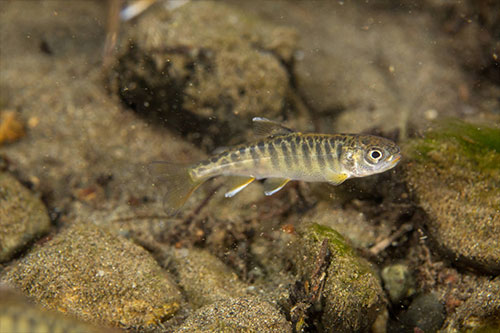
(369, 222, 413, 256)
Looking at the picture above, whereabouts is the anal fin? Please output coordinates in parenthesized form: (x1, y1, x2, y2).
(224, 176, 255, 198)
(263, 178, 291, 196)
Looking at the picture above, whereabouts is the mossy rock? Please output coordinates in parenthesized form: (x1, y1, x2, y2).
(405, 119, 500, 274)
(295, 223, 385, 332)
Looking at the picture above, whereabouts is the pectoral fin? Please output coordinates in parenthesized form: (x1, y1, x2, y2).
(224, 176, 256, 198)
(263, 178, 291, 196)
(328, 173, 348, 185)
(252, 117, 296, 138)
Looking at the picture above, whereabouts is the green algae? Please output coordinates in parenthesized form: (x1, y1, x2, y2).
(309, 223, 355, 257)
(295, 223, 384, 331)
(407, 119, 500, 174)
(404, 119, 500, 274)
(406, 119, 500, 206)
(308, 223, 374, 278)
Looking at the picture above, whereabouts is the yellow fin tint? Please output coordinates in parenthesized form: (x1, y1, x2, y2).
(148, 161, 206, 215)
(224, 176, 255, 198)
(263, 178, 291, 196)
(328, 173, 348, 185)
(252, 117, 295, 138)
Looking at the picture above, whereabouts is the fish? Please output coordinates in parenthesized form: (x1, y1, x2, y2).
(149, 117, 401, 214)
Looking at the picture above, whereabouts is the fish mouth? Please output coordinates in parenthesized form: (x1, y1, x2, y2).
(390, 154, 402, 165)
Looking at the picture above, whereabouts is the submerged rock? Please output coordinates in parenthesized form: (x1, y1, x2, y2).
(170, 248, 247, 309)
(441, 275, 500, 332)
(405, 120, 500, 274)
(392, 293, 445, 333)
(0, 286, 117, 333)
(114, 1, 298, 150)
(381, 263, 415, 304)
(0, 172, 51, 262)
(176, 296, 292, 332)
(302, 201, 391, 249)
(0, 223, 182, 330)
(295, 223, 385, 332)
(0, 111, 25, 145)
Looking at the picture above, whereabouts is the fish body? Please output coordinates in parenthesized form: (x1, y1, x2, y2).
(190, 133, 400, 183)
(150, 118, 401, 214)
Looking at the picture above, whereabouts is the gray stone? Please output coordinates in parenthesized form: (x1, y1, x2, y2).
(398, 293, 445, 333)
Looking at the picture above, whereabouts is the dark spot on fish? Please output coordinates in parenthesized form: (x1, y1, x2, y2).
(210, 157, 218, 163)
(290, 138, 298, 165)
(275, 137, 283, 145)
(315, 140, 325, 168)
(257, 141, 266, 153)
(250, 145, 259, 166)
(238, 147, 246, 154)
(281, 142, 291, 167)
(324, 138, 335, 166)
(267, 142, 279, 168)
(323, 139, 331, 155)
(336, 141, 343, 160)
(230, 152, 238, 161)
(28, 315, 37, 332)
(201, 159, 211, 166)
(307, 137, 314, 149)
(302, 141, 311, 167)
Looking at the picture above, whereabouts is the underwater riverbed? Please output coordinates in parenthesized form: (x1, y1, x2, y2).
(0, 1, 499, 332)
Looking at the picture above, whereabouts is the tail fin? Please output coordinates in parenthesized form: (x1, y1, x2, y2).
(147, 161, 205, 215)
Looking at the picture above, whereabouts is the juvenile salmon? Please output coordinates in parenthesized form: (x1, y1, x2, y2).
(150, 118, 401, 214)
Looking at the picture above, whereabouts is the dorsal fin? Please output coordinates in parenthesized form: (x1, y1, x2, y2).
(252, 117, 295, 138)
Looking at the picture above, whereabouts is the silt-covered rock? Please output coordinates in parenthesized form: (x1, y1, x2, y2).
(169, 247, 247, 309)
(114, 1, 298, 150)
(0, 223, 182, 330)
(175, 296, 292, 332)
(0, 172, 51, 262)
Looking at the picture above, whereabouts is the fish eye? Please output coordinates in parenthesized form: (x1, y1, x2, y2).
(367, 149, 383, 162)
(370, 150, 381, 159)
